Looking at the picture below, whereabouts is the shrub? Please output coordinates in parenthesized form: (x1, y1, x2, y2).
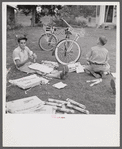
(14, 24, 23, 30)
(53, 17, 88, 28)
(75, 17, 88, 27)
(36, 16, 88, 28)
(77, 20, 88, 27)
(7, 25, 12, 30)
(36, 22, 43, 27)
(53, 19, 67, 27)
(7, 23, 23, 30)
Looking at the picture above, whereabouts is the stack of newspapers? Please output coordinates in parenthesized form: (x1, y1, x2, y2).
(9, 74, 49, 89)
(6, 96, 56, 114)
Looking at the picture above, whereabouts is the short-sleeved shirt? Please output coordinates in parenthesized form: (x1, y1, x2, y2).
(86, 45, 109, 64)
(13, 46, 33, 66)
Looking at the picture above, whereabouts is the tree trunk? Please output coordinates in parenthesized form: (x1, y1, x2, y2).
(31, 6, 36, 27)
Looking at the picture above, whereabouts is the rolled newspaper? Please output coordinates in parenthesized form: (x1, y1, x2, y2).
(66, 98, 86, 109)
(66, 103, 89, 114)
(48, 98, 68, 104)
(45, 101, 62, 107)
(53, 107, 75, 114)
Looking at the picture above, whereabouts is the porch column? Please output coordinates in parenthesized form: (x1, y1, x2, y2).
(98, 5, 105, 26)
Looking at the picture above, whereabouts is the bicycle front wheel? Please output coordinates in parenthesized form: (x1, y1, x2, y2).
(55, 39, 81, 65)
(38, 33, 57, 51)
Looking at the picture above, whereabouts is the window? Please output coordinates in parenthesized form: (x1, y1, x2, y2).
(104, 6, 113, 22)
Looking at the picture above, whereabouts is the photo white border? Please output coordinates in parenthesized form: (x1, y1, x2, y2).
(2, 2, 120, 147)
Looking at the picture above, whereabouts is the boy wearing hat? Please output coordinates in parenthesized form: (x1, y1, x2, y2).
(84, 36, 110, 78)
(13, 35, 37, 73)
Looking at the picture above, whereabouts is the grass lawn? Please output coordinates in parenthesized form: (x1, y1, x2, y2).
(6, 26, 116, 114)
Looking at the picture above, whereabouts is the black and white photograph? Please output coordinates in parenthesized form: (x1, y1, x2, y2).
(2, 1, 120, 147)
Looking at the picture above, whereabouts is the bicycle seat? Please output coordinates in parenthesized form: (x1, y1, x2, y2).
(65, 28, 72, 35)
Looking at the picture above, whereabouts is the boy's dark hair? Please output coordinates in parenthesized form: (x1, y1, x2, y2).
(16, 35, 27, 43)
(99, 36, 107, 45)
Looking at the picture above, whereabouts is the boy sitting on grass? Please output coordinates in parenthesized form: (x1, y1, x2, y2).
(84, 36, 110, 78)
(13, 35, 37, 73)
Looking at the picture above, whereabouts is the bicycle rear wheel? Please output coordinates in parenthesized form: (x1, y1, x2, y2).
(38, 33, 57, 51)
(55, 39, 81, 65)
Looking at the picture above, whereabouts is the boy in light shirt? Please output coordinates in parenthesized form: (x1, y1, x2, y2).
(13, 35, 37, 73)
(84, 36, 110, 78)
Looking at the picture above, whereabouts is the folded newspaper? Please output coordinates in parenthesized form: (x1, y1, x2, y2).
(53, 82, 67, 89)
(6, 96, 44, 113)
(29, 63, 54, 74)
(9, 74, 49, 89)
(6, 96, 56, 114)
(76, 64, 85, 73)
(67, 62, 85, 73)
(41, 60, 59, 69)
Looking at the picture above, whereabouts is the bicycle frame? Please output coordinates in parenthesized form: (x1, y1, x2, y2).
(61, 18, 80, 52)
(52, 17, 82, 64)
(61, 18, 81, 50)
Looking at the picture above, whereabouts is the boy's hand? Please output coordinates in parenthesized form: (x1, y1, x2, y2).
(30, 53, 37, 62)
(30, 53, 37, 60)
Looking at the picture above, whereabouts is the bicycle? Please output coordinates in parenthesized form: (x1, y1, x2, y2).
(55, 18, 85, 65)
(38, 23, 58, 51)
(38, 18, 85, 65)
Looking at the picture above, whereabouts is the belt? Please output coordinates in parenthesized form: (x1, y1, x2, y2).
(89, 61, 105, 65)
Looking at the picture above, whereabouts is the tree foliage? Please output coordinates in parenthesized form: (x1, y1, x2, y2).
(17, 5, 96, 26)
(39, 5, 62, 16)
(80, 6, 96, 18)
(17, 5, 62, 16)
(17, 5, 96, 17)
(17, 5, 36, 16)
(17, 5, 62, 26)
(17, 5, 37, 26)
(59, 5, 96, 18)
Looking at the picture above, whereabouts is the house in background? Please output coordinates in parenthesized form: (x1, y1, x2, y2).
(7, 5, 17, 28)
(96, 5, 117, 27)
